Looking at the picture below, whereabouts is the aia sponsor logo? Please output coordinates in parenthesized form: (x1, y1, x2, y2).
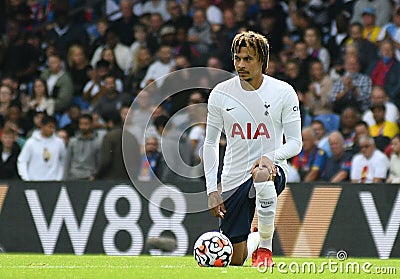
(231, 122, 270, 139)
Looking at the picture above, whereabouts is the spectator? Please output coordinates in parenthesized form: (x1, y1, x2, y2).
(100, 46, 125, 80)
(63, 114, 102, 180)
(82, 60, 110, 108)
(345, 23, 378, 74)
(126, 89, 159, 145)
(58, 104, 81, 137)
(192, 0, 223, 26)
(362, 86, 399, 127)
(129, 23, 148, 62)
(284, 58, 309, 96)
(138, 136, 160, 181)
(5, 0, 31, 28)
(146, 13, 165, 54)
(387, 134, 400, 183)
(159, 25, 177, 47)
(26, 109, 46, 138)
(140, 45, 175, 89)
(292, 127, 327, 182)
(330, 54, 371, 114)
(351, 0, 391, 27)
(368, 40, 400, 110)
(352, 120, 370, 154)
(26, 78, 55, 116)
(44, 2, 89, 59)
(321, 131, 352, 182)
(233, 0, 250, 27)
(263, 54, 283, 79)
(171, 90, 206, 131)
(94, 106, 141, 180)
(173, 26, 200, 66)
(0, 85, 16, 127)
(340, 106, 360, 151)
(304, 60, 334, 117)
(153, 115, 192, 182)
(40, 53, 74, 114)
(89, 17, 109, 56)
(311, 119, 331, 158)
(188, 104, 207, 177)
(111, 0, 138, 46)
(204, 55, 227, 88)
(326, 11, 351, 64)
(67, 44, 92, 101)
(351, 135, 389, 183)
(2, 118, 26, 148)
(282, 59, 308, 126)
(304, 27, 330, 73)
(257, 0, 288, 35)
(293, 0, 330, 34)
(1, 19, 37, 83)
(369, 102, 398, 141)
(165, 0, 192, 29)
(17, 115, 66, 181)
(188, 9, 212, 65)
(360, 7, 381, 44)
(93, 75, 130, 123)
(287, 9, 313, 45)
(132, 89, 153, 125)
(330, 43, 357, 82)
(0, 75, 20, 100)
(159, 55, 200, 114)
(6, 102, 30, 138)
(292, 40, 313, 84)
(0, 127, 20, 179)
(91, 28, 132, 75)
(257, 10, 284, 57)
(142, 0, 170, 21)
(377, 6, 400, 61)
(126, 47, 153, 93)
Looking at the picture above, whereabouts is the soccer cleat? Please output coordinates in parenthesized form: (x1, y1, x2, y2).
(251, 248, 259, 267)
(253, 248, 274, 267)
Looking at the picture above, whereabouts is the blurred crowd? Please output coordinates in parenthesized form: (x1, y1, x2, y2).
(0, 0, 400, 184)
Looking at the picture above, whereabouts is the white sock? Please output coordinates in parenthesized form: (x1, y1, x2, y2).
(254, 181, 277, 251)
(244, 231, 260, 263)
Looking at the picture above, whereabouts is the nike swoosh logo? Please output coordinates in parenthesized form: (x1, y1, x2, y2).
(260, 199, 274, 208)
(226, 107, 236, 111)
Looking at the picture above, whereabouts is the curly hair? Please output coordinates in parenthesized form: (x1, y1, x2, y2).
(231, 31, 270, 74)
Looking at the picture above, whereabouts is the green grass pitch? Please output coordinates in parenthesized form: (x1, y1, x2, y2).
(0, 254, 398, 279)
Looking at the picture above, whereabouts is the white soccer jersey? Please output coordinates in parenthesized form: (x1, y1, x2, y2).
(204, 75, 302, 195)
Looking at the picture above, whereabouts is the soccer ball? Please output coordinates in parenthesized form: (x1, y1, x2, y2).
(193, 231, 233, 267)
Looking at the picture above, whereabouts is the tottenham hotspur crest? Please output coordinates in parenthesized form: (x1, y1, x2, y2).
(264, 102, 270, 116)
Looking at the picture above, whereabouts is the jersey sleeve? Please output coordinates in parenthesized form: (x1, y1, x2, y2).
(203, 89, 224, 195)
(282, 85, 301, 124)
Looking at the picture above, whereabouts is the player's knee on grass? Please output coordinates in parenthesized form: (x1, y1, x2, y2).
(252, 167, 274, 183)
